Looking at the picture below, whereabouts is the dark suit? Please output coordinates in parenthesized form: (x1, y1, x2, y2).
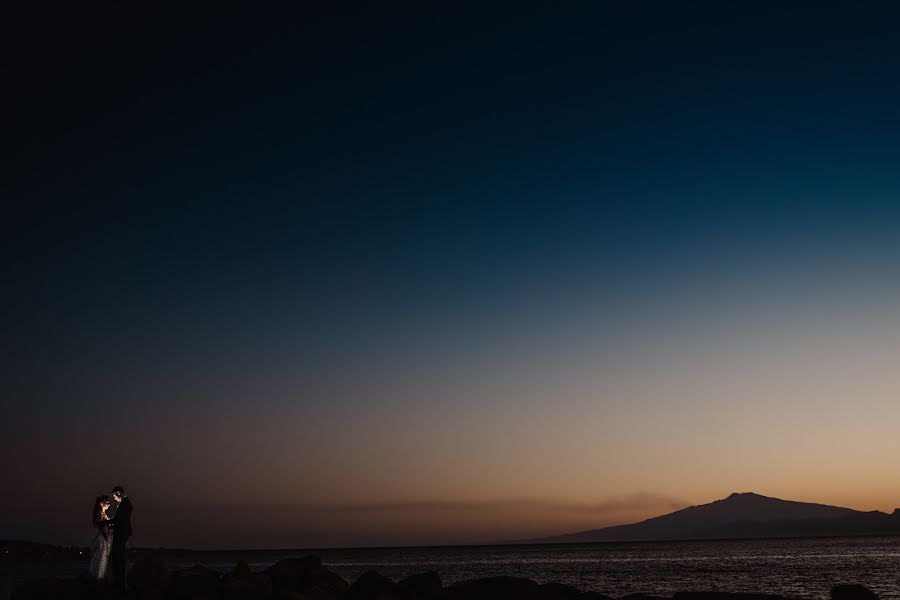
(108, 497, 133, 589)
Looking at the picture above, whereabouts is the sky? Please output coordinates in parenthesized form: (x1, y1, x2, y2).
(4, 3, 900, 549)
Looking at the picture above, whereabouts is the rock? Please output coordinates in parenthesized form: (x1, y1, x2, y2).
(15, 578, 61, 600)
(223, 572, 273, 600)
(832, 585, 880, 600)
(399, 571, 444, 600)
(265, 555, 348, 597)
(170, 564, 223, 600)
(267, 556, 323, 579)
(447, 576, 608, 600)
(127, 554, 171, 597)
(11, 575, 119, 600)
(447, 576, 545, 600)
(233, 560, 252, 577)
(577, 593, 615, 600)
(347, 570, 409, 600)
(310, 569, 351, 597)
(11, 578, 65, 600)
(302, 583, 346, 600)
(274, 593, 307, 600)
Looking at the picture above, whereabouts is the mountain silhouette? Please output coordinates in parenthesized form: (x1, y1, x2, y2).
(532, 492, 900, 543)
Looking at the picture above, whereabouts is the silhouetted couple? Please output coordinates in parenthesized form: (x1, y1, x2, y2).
(89, 486, 133, 589)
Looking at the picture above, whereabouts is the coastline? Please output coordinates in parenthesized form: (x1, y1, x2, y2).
(8, 552, 883, 600)
(6, 536, 900, 600)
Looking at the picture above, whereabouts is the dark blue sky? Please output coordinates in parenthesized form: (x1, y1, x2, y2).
(5, 3, 900, 547)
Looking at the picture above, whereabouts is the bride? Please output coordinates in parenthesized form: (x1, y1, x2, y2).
(89, 495, 112, 582)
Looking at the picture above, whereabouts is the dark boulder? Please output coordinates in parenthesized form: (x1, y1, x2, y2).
(448, 576, 610, 600)
(539, 581, 588, 599)
(265, 555, 348, 597)
(832, 585, 880, 600)
(576, 593, 615, 600)
(347, 570, 410, 600)
(11, 575, 119, 600)
(447, 576, 546, 600)
(11, 578, 67, 600)
(546, 581, 615, 600)
(302, 582, 346, 600)
(233, 560, 252, 577)
(170, 564, 223, 600)
(267, 555, 322, 578)
(128, 554, 171, 598)
(308, 568, 351, 598)
(223, 572, 272, 600)
(266, 556, 316, 595)
(399, 571, 444, 600)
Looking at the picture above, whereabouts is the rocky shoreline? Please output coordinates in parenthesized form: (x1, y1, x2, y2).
(11, 554, 882, 600)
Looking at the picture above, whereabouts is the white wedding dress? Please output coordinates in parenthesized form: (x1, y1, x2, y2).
(89, 520, 112, 581)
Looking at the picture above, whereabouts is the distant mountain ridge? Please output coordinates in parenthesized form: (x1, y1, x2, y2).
(532, 492, 900, 543)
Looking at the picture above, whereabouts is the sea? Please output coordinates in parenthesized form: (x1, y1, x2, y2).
(5, 536, 900, 600)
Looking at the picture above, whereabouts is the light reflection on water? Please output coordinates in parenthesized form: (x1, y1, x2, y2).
(275, 536, 900, 599)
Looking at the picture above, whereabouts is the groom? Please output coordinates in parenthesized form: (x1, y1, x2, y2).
(107, 485, 133, 589)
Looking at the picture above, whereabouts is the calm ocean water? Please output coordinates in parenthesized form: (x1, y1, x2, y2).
(5, 537, 900, 600)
